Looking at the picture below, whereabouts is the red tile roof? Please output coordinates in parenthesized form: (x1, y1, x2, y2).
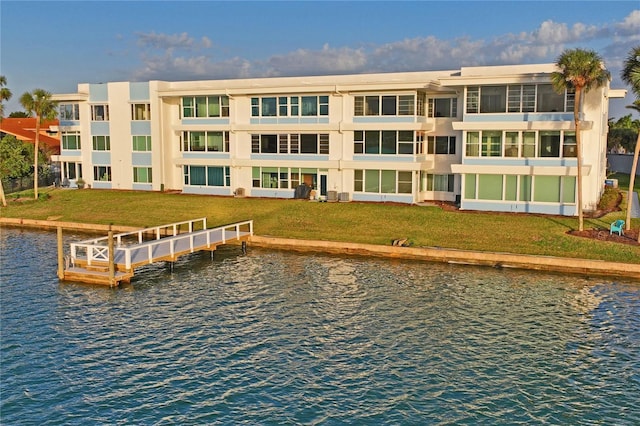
(0, 118, 60, 154)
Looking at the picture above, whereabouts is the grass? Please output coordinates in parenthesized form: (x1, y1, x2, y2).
(2, 185, 639, 264)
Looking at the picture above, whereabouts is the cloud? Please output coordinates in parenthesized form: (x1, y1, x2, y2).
(129, 11, 640, 84)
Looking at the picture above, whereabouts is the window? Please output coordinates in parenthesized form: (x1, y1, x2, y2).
(184, 165, 230, 186)
(94, 166, 111, 182)
(133, 135, 152, 151)
(422, 173, 454, 192)
(133, 167, 152, 183)
(563, 132, 577, 157)
(429, 98, 458, 117)
(504, 132, 519, 157)
(182, 131, 229, 152)
(481, 131, 502, 157)
(92, 136, 110, 151)
(427, 136, 456, 155)
(251, 96, 327, 117)
(355, 131, 417, 155)
(131, 103, 151, 120)
(538, 131, 560, 157)
(91, 105, 109, 121)
(354, 95, 415, 116)
(59, 104, 79, 120)
(252, 167, 317, 189)
(466, 132, 480, 157)
(480, 86, 507, 113)
(468, 84, 571, 113)
(182, 96, 229, 118)
(62, 132, 81, 150)
(536, 84, 564, 112)
(251, 133, 328, 154)
(63, 162, 81, 180)
(521, 132, 536, 157)
(354, 169, 413, 194)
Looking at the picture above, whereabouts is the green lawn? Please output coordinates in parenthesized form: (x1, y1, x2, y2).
(2, 186, 639, 264)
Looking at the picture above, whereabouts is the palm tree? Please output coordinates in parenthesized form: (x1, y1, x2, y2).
(19, 89, 57, 200)
(620, 46, 640, 241)
(0, 76, 12, 206)
(551, 49, 611, 231)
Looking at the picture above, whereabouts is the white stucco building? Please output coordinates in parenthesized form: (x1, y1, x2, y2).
(52, 63, 625, 215)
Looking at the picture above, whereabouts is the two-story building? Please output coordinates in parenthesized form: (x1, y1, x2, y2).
(52, 63, 625, 215)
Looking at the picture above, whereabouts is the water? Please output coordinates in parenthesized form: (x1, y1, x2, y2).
(1, 228, 639, 425)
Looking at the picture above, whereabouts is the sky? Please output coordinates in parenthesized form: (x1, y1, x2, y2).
(1, 1, 639, 119)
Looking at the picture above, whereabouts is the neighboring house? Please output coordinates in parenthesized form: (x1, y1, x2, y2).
(0, 118, 60, 154)
(51, 64, 625, 215)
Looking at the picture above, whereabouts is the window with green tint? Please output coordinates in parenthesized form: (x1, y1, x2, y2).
(196, 97, 207, 117)
(62, 132, 81, 150)
(252, 167, 260, 187)
(354, 170, 363, 192)
(133, 135, 151, 151)
(301, 96, 317, 116)
(398, 171, 412, 193)
(466, 132, 479, 157)
(381, 170, 396, 193)
(261, 167, 278, 188)
(206, 132, 223, 152)
(478, 174, 503, 200)
(562, 176, 576, 203)
(521, 132, 535, 158)
(262, 98, 277, 117)
(465, 174, 476, 199)
(519, 175, 531, 201)
(207, 167, 224, 186)
(133, 167, 152, 183)
(190, 132, 205, 151)
(189, 166, 206, 185)
(92, 136, 110, 151)
(505, 175, 517, 200)
(481, 131, 502, 157)
(534, 176, 560, 202)
(365, 170, 380, 192)
(208, 97, 220, 117)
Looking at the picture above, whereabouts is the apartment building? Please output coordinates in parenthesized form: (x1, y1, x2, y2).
(52, 63, 624, 216)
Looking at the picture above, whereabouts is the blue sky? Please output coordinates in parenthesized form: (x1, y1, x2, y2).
(1, 1, 639, 118)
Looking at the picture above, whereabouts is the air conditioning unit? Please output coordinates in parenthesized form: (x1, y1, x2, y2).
(338, 192, 350, 202)
(327, 190, 338, 202)
(234, 188, 245, 197)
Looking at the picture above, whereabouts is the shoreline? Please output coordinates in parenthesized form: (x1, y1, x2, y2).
(2, 217, 639, 280)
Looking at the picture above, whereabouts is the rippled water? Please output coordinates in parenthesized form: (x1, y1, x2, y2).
(1, 228, 639, 425)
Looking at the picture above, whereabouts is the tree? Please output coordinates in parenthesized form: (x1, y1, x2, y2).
(0, 76, 13, 205)
(620, 46, 640, 239)
(19, 89, 57, 200)
(551, 49, 611, 231)
(0, 75, 11, 119)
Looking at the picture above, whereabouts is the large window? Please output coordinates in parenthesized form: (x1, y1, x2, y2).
(183, 166, 230, 187)
(133, 167, 152, 183)
(94, 166, 111, 182)
(251, 96, 328, 117)
(251, 134, 329, 154)
(467, 84, 573, 114)
(91, 105, 109, 121)
(92, 136, 110, 151)
(132, 135, 152, 151)
(182, 131, 229, 152)
(252, 167, 318, 189)
(465, 130, 576, 158)
(421, 173, 455, 192)
(182, 96, 229, 118)
(429, 98, 458, 118)
(354, 95, 415, 116)
(353, 169, 413, 194)
(61, 131, 81, 150)
(354, 131, 416, 155)
(464, 174, 575, 203)
(131, 103, 151, 120)
(426, 136, 456, 155)
(59, 104, 79, 120)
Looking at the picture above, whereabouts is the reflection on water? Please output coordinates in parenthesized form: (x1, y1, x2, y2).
(1, 228, 639, 425)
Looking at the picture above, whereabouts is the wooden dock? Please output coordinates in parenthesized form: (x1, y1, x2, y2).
(58, 218, 253, 286)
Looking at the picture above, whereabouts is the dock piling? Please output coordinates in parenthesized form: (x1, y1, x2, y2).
(108, 226, 115, 286)
(57, 227, 64, 279)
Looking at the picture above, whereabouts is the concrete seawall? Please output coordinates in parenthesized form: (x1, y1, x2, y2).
(2, 218, 639, 280)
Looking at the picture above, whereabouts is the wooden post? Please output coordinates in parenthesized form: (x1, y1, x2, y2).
(57, 226, 64, 280)
(108, 225, 115, 286)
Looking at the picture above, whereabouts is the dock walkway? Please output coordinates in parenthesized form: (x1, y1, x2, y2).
(62, 218, 253, 285)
